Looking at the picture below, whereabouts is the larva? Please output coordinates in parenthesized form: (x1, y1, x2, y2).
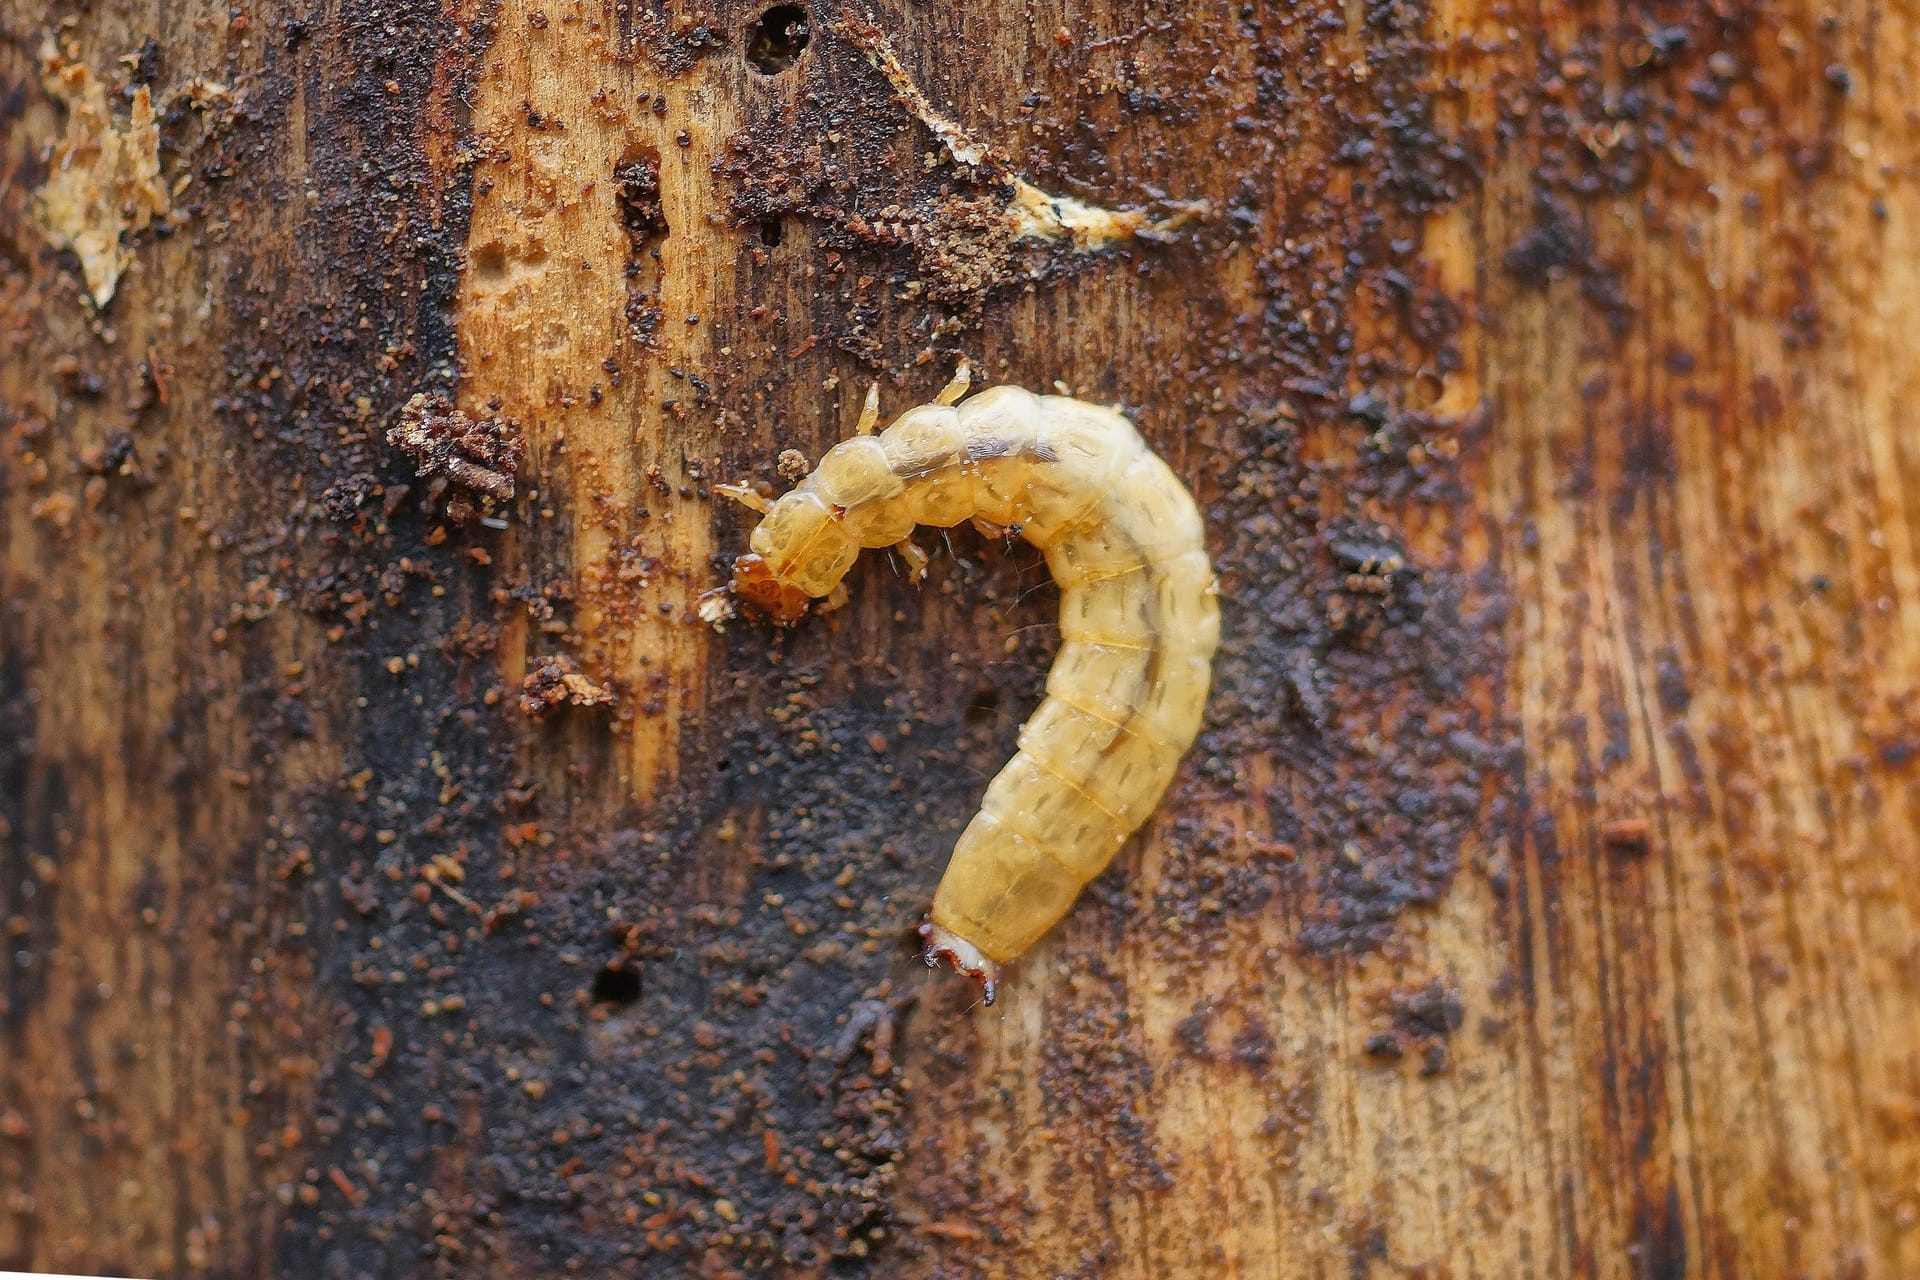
(720, 367, 1219, 1003)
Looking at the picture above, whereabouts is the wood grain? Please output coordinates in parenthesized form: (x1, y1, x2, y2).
(3, 0, 1917, 1276)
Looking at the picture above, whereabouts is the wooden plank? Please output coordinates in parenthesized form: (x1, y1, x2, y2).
(2, 0, 1917, 1275)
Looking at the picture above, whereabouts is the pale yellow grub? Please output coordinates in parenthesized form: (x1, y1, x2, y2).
(725, 381, 1219, 1003)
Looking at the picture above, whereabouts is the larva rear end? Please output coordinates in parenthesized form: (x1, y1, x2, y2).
(923, 409, 1217, 987)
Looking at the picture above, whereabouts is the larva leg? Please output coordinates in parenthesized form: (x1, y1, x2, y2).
(893, 538, 929, 583)
(715, 482, 770, 514)
(856, 382, 881, 435)
(935, 359, 972, 406)
(971, 515, 1006, 541)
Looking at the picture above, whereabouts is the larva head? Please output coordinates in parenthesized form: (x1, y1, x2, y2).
(728, 489, 859, 623)
(726, 552, 814, 624)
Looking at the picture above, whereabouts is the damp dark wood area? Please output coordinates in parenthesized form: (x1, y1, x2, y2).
(3, 0, 1917, 1276)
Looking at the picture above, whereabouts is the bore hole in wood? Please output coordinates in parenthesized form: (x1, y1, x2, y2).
(747, 5, 809, 75)
(590, 961, 642, 1005)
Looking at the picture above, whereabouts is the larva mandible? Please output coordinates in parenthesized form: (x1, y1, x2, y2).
(719, 366, 1219, 1004)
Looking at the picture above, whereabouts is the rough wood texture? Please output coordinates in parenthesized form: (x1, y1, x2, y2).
(3, 0, 1917, 1276)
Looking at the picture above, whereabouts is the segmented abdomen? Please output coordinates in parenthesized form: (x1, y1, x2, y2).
(750, 386, 1219, 984)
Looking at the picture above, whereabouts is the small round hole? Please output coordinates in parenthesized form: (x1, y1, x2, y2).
(590, 962, 642, 1005)
(747, 5, 810, 75)
(757, 218, 784, 247)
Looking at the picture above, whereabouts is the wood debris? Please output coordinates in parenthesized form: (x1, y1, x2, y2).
(34, 40, 170, 307)
(386, 392, 525, 520)
(828, 14, 1205, 251)
(518, 657, 614, 718)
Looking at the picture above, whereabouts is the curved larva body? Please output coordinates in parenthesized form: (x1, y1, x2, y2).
(734, 384, 1219, 1001)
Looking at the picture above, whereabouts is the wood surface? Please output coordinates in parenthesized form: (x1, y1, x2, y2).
(3, 0, 1918, 1276)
